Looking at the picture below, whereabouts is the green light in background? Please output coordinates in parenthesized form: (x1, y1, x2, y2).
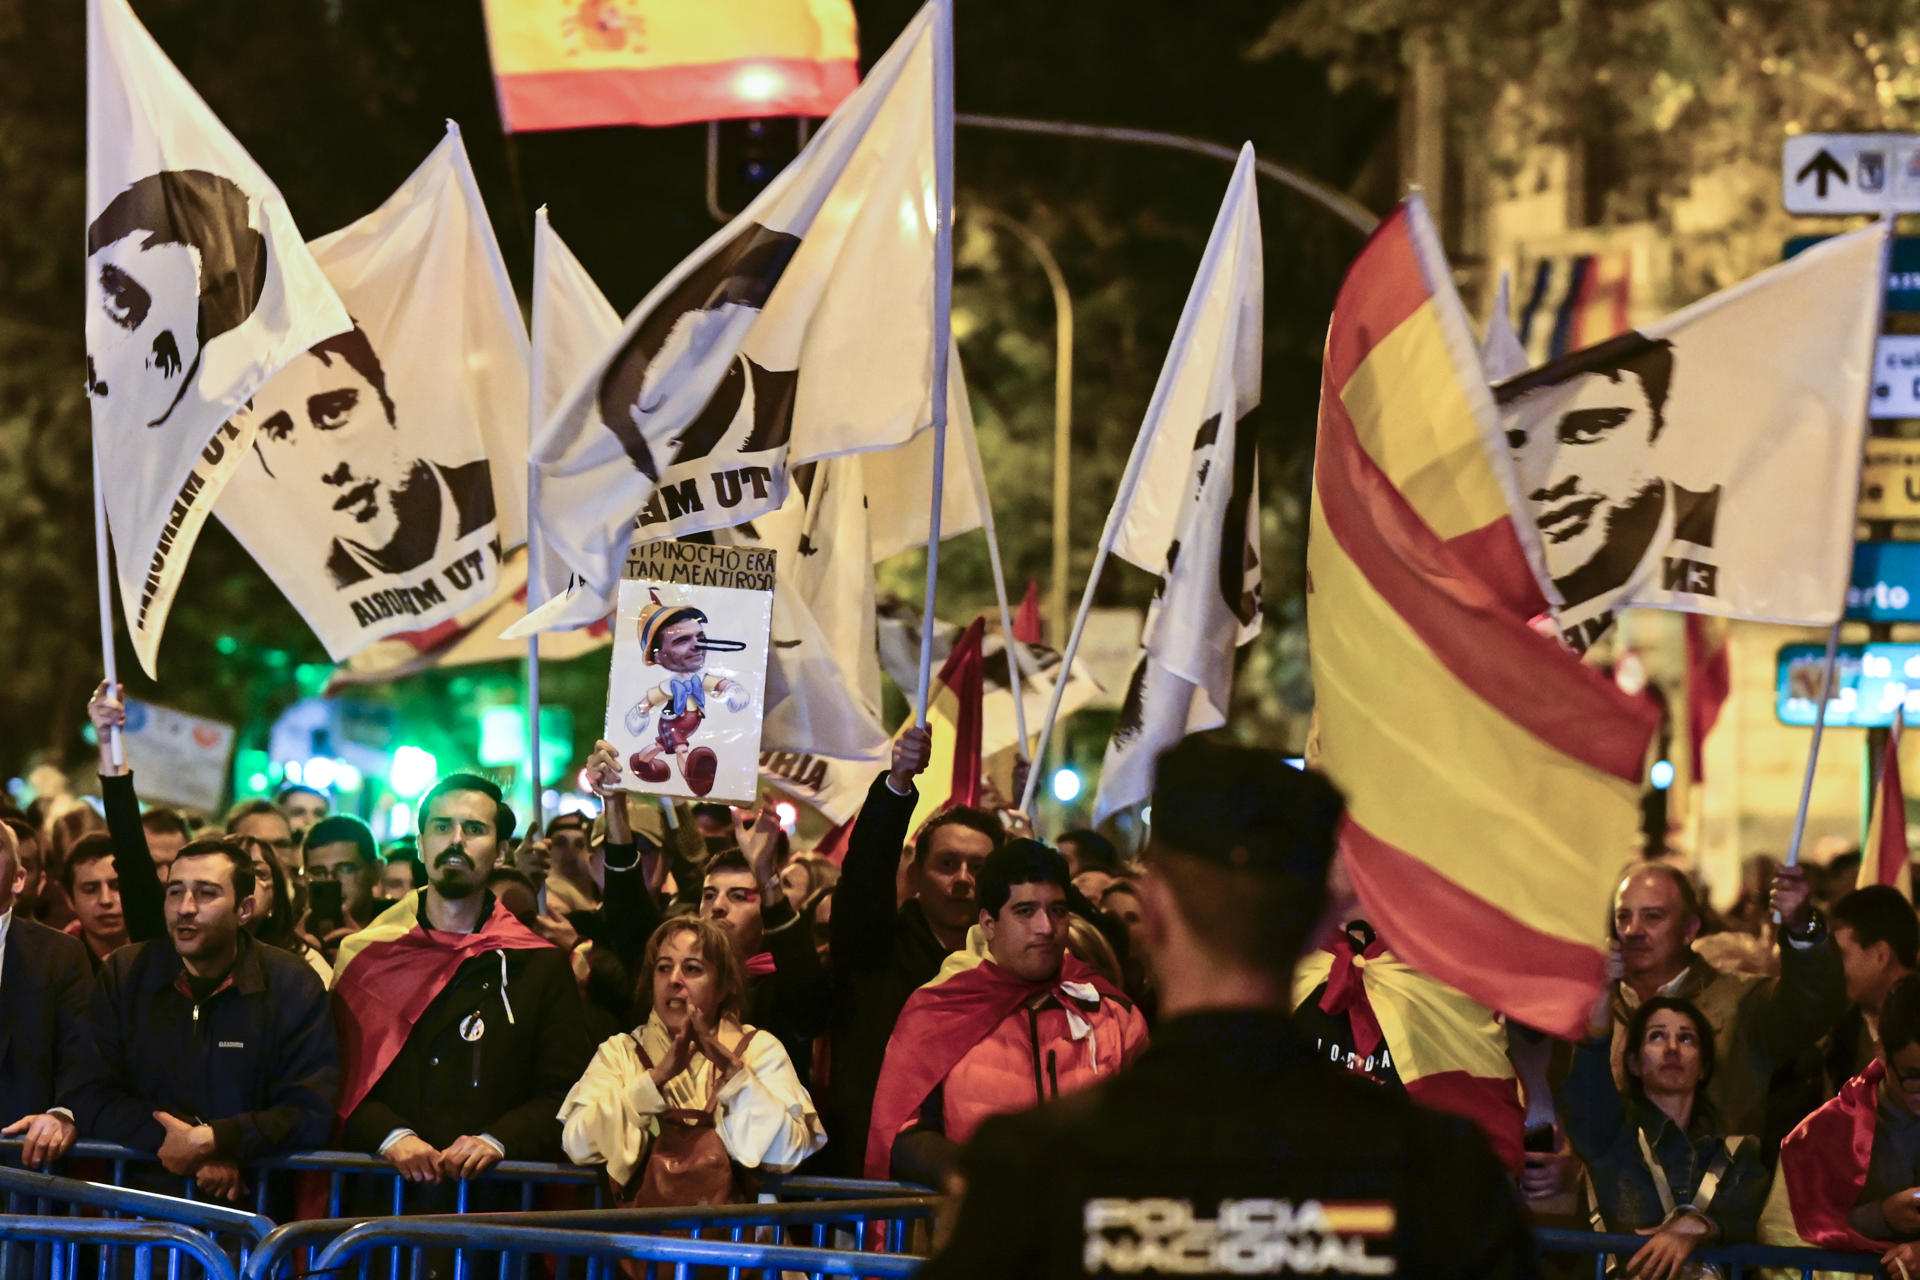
(247, 772, 269, 793)
(294, 663, 331, 698)
(478, 706, 526, 767)
(215, 635, 239, 656)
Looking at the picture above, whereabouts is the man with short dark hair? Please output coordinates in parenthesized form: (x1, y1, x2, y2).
(1827, 885, 1920, 1090)
(276, 785, 330, 841)
(62, 834, 126, 971)
(824, 725, 1005, 1173)
(140, 808, 192, 875)
(869, 838, 1146, 1186)
(333, 772, 590, 1202)
(921, 738, 1537, 1280)
(1056, 828, 1120, 880)
(303, 814, 380, 937)
(0, 821, 94, 1168)
(1603, 861, 1845, 1150)
(225, 798, 299, 876)
(537, 811, 601, 915)
(3, 817, 48, 923)
(70, 837, 337, 1200)
(378, 851, 426, 902)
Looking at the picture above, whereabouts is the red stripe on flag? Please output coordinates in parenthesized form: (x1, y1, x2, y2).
(1565, 254, 1601, 351)
(497, 57, 859, 132)
(1341, 816, 1606, 1040)
(1404, 1069, 1526, 1173)
(938, 618, 987, 811)
(1322, 208, 1432, 393)
(1684, 615, 1729, 784)
(1876, 727, 1910, 887)
(1314, 383, 1655, 782)
(1440, 517, 1549, 621)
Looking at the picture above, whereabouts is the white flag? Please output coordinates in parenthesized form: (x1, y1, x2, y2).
(87, 0, 350, 675)
(1095, 146, 1264, 822)
(212, 128, 528, 660)
(1481, 271, 1529, 383)
(863, 365, 984, 562)
(1495, 222, 1889, 652)
(516, 2, 955, 636)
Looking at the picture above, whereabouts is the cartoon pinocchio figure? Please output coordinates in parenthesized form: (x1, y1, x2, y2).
(623, 590, 750, 797)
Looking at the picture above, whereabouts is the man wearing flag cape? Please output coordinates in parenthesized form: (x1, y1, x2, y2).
(332, 772, 591, 1212)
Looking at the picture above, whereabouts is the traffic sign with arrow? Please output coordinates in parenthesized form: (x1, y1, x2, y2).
(1783, 133, 1920, 214)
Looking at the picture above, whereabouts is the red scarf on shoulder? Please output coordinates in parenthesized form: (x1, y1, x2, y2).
(1779, 1060, 1889, 1252)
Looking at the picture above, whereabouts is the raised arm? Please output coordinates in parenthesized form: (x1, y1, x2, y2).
(90, 682, 165, 944)
(831, 727, 930, 973)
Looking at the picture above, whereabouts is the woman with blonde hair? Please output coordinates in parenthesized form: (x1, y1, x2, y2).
(558, 916, 825, 1204)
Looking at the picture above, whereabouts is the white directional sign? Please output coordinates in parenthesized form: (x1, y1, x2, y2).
(1872, 335, 1920, 420)
(1783, 133, 1920, 215)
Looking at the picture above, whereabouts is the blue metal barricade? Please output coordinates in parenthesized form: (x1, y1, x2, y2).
(243, 1198, 939, 1280)
(1534, 1226, 1883, 1279)
(0, 1163, 272, 1278)
(310, 1220, 922, 1280)
(0, 1217, 239, 1280)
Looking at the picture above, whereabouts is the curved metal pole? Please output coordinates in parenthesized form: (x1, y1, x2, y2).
(955, 112, 1379, 235)
(966, 205, 1075, 662)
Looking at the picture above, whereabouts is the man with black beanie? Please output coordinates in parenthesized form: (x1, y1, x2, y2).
(920, 736, 1538, 1279)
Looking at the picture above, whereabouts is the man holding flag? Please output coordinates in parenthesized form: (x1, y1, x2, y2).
(333, 772, 590, 1210)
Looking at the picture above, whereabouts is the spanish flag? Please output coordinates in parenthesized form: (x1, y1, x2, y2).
(901, 616, 987, 838)
(1859, 719, 1912, 899)
(1307, 197, 1658, 1040)
(481, 0, 859, 133)
(331, 890, 552, 1119)
(1759, 1060, 1890, 1254)
(1295, 939, 1524, 1172)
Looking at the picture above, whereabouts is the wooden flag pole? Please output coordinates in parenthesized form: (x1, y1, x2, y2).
(914, 0, 956, 726)
(91, 446, 124, 769)
(1783, 210, 1898, 868)
(526, 206, 551, 835)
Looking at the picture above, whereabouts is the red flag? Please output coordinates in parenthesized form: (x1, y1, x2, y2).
(1862, 720, 1912, 898)
(899, 617, 988, 836)
(1013, 578, 1044, 646)
(1685, 615, 1730, 784)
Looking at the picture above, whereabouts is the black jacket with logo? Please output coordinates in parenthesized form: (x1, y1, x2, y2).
(339, 901, 591, 1161)
(920, 1010, 1538, 1280)
(73, 931, 337, 1159)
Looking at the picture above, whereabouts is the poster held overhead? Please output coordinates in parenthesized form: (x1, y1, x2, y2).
(605, 540, 776, 803)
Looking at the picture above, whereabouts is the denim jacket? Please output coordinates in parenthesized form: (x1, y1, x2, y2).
(1559, 1036, 1768, 1240)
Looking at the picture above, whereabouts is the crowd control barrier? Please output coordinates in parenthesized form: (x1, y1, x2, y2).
(0, 1163, 272, 1276)
(243, 1197, 939, 1280)
(1534, 1226, 1883, 1279)
(0, 1217, 239, 1280)
(308, 1220, 924, 1280)
(0, 1140, 605, 1220)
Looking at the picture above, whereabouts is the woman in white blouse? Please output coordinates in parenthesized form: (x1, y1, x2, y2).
(558, 915, 825, 1194)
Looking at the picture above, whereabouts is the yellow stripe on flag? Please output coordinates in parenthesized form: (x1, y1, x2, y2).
(1338, 301, 1512, 543)
(901, 680, 964, 839)
(1290, 951, 1511, 1087)
(1308, 499, 1639, 950)
(483, 0, 857, 76)
(330, 892, 422, 988)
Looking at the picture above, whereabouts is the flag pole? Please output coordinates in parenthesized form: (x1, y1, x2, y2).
(91, 448, 124, 769)
(526, 206, 551, 836)
(959, 409, 1030, 759)
(914, 0, 955, 727)
(1783, 209, 1898, 868)
(1018, 151, 1252, 815)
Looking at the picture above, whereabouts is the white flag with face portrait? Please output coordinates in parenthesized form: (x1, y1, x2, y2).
(1494, 224, 1888, 652)
(1095, 147, 1264, 824)
(212, 127, 530, 660)
(510, 3, 962, 638)
(87, 0, 351, 676)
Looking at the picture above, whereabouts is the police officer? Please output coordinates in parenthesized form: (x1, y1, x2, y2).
(919, 738, 1538, 1279)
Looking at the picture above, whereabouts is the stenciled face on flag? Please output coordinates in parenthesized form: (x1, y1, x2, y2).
(595, 221, 802, 523)
(85, 169, 267, 433)
(242, 323, 496, 590)
(1497, 332, 1716, 647)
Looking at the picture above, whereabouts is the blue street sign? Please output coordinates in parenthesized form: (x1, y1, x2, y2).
(1777, 643, 1920, 727)
(1849, 541, 1920, 622)
(1785, 235, 1920, 311)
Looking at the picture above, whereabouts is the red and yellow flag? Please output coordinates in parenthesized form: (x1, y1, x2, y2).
(1684, 614, 1730, 784)
(481, 0, 859, 133)
(1307, 198, 1658, 1039)
(1860, 721, 1912, 898)
(901, 616, 987, 838)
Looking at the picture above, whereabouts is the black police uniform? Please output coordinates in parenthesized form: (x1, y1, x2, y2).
(920, 1007, 1537, 1279)
(920, 738, 1540, 1279)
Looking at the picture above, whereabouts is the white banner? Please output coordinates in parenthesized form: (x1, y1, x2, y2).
(1494, 222, 1889, 652)
(605, 540, 776, 803)
(118, 697, 236, 814)
(87, 0, 351, 676)
(214, 128, 528, 659)
(1096, 147, 1264, 822)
